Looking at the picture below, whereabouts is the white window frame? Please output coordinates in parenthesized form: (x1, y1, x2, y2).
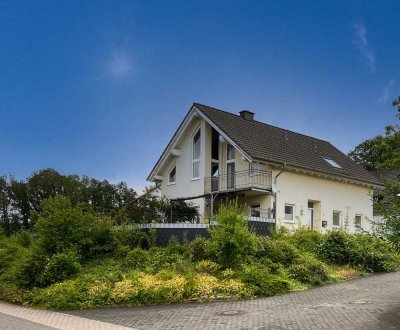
(226, 144, 235, 189)
(332, 210, 341, 227)
(226, 144, 235, 162)
(354, 214, 363, 228)
(168, 165, 176, 185)
(192, 128, 201, 180)
(284, 204, 295, 222)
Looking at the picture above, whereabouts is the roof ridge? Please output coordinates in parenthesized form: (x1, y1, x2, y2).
(193, 102, 330, 144)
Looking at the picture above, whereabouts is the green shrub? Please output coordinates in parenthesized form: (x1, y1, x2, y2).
(35, 196, 96, 256)
(110, 272, 187, 305)
(288, 254, 329, 285)
(194, 260, 219, 274)
(319, 230, 354, 264)
(209, 203, 257, 268)
(165, 236, 185, 255)
(188, 236, 210, 261)
(88, 216, 116, 258)
(41, 252, 81, 286)
(319, 230, 400, 272)
(0, 282, 32, 304)
(32, 280, 83, 309)
(288, 228, 324, 254)
(13, 230, 33, 248)
(137, 273, 186, 304)
(10, 246, 49, 289)
(124, 248, 149, 269)
(240, 265, 292, 296)
(83, 280, 112, 307)
(255, 237, 300, 266)
(349, 234, 399, 272)
(112, 226, 151, 250)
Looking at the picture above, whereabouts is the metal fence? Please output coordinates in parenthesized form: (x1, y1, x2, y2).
(122, 217, 275, 246)
(204, 170, 272, 193)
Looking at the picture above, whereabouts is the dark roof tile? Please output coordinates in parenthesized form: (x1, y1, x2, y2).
(194, 103, 382, 186)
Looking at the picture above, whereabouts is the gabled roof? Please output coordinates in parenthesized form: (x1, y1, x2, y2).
(194, 103, 383, 186)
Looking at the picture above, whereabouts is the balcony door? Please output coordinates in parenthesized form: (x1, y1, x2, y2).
(211, 161, 219, 192)
(226, 144, 235, 189)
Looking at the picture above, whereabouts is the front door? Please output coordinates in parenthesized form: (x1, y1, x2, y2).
(308, 202, 314, 229)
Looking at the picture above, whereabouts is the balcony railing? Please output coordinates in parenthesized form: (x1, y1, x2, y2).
(204, 170, 272, 194)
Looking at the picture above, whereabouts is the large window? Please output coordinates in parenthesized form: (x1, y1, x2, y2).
(226, 144, 235, 189)
(333, 211, 341, 226)
(227, 144, 235, 161)
(354, 214, 363, 228)
(168, 166, 176, 184)
(211, 129, 219, 191)
(284, 204, 294, 221)
(192, 129, 201, 179)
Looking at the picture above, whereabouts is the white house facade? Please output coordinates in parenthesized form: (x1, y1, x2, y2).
(147, 103, 383, 233)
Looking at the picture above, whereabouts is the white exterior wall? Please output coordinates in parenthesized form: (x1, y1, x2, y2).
(156, 119, 374, 232)
(273, 170, 373, 233)
(159, 118, 208, 217)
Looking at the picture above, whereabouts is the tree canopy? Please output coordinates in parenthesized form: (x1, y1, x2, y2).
(0, 168, 199, 235)
(348, 97, 400, 171)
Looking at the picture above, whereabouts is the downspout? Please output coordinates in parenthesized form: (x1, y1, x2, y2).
(273, 162, 286, 223)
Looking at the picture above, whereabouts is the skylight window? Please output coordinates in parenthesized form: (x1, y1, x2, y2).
(323, 157, 342, 169)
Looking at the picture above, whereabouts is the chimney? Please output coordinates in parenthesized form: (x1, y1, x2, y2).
(239, 110, 255, 121)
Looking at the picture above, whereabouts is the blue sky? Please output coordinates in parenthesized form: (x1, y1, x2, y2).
(0, 1, 399, 191)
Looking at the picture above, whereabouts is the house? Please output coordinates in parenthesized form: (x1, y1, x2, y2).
(147, 103, 383, 232)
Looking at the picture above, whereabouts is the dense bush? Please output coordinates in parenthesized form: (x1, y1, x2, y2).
(10, 246, 49, 289)
(32, 280, 83, 309)
(287, 227, 324, 254)
(194, 260, 219, 275)
(209, 203, 256, 268)
(35, 196, 97, 255)
(124, 248, 149, 270)
(288, 254, 329, 285)
(0, 201, 399, 310)
(41, 252, 81, 286)
(239, 265, 292, 296)
(112, 226, 152, 250)
(255, 237, 300, 266)
(319, 230, 399, 272)
(188, 236, 210, 261)
(319, 230, 353, 264)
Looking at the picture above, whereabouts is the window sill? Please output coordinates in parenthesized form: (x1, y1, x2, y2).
(167, 182, 176, 186)
(283, 220, 295, 224)
(192, 177, 200, 181)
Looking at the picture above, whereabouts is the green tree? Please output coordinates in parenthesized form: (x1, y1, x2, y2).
(209, 202, 256, 268)
(35, 195, 96, 255)
(0, 176, 11, 235)
(349, 97, 400, 170)
(374, 180, 400, 251)
(9, 178, 30, 229)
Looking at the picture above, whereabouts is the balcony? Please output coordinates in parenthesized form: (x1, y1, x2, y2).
(204, 170, 272, 194)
